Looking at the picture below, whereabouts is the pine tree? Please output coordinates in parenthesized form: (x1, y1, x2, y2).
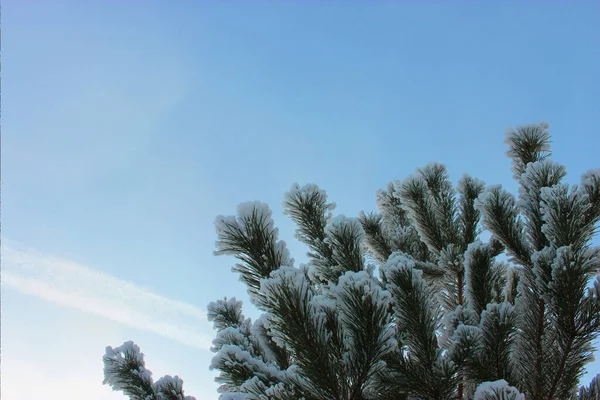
(102, 122, 600, 400)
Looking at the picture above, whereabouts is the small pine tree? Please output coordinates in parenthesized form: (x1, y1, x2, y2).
(103, 122, 600, 400)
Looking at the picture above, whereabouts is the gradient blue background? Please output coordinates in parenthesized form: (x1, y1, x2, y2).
(2, 1, 599, 399)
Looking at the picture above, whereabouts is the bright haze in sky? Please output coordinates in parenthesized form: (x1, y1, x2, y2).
(2, 1, 600, 399)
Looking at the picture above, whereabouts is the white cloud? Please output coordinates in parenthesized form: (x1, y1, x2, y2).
(1, 239, 213, 350)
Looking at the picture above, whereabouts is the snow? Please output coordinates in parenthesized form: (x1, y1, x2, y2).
(238, 202, 274, 225)
(539, 183, 573, 206)
(466, 240, 485, 255)
(220, 393, 248, 400)
(212, 326, 251, 352)
(516, 160, 566, 220)
(210, 344, 282, 380)
(324, 214, 365, 241)
(474, 379, 524, 400)
(503, 122, 551, 180)
(539, 184, 585, 244)
(274, 239, 294, 268)
(447, 324, 482, 360)
(250, 314, 279, 364)
(207, 297, 243, 318)
(379, 251, 419, 282)
(103, 341, 196, 400)
(479, 302, 515, 336)
(310, 293, 336, 312)
(258, 266, 312, 350)
(519, 159, 565, 184)
(207, 297, 244, 330)
(394, 175, 419, 208)
(102, 341, 154, 392)
(331, 270, 391, 312)
(154, 375, 196, 400)
(375, 182, 402, 213)
(214, 201, 294, 274)
(581, 169, 600, 184)
(457, 173, 485, 195)
(463, 240, 489, 309)
(475, 185, 510, 215)
(329, 270, 395, 362)
(334, 270, 372, 294)
(283, 183, 336, 214)
(260, 266, 307, 301)
(438, 305, 463, 348)
(265, 382, 296, 399)
(214, 201, 275, 254)
(439, 244, 464, 273)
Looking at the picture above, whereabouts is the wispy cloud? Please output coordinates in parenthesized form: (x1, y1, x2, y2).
(1, 239, 213, 350)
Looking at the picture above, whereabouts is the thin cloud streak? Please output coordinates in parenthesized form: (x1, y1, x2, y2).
(1, 239, 212, 350)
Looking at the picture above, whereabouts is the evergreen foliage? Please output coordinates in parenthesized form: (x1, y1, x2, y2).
(102, 341, 196, 400)
(102, 122, 600, 399)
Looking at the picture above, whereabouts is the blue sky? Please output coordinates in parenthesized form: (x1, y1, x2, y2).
(2, 1, 600, 399)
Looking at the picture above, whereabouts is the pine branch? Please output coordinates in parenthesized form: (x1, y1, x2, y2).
(283, 183, 336, 276)
(417, 163, 460, 247)
(332, 271, 395, 398)
(545, 248, 600, 400)
(504, 122, 552, 181)
(413, 258, 446, 281)
(580, 170, 600, 231)
(488, 236, 506, 258)
(471, 303, 517, 384)
(398, 177, 447, 253)
(375, 182, 433, 263)
(323, 215, 365, 282)
(207, 301, 293, 395)
(210, 317, 286, 394)
(385, 257, 441, 368)
(211, 322, 254, 355)
(517, 160, 567, 251)
(464, 241, 505, 319)
(540, 184, 596, 252)
(436, 244, 466, 312)
(208, 297, 245, 331)
(359, 211, 393, 264)
(211, 344, 283, 394)
(439, 305, 478, 353)
(476, 186, 531, 266)
(376, 182, 412, 228)
(103, 342, 156, 400)
(382, 255, 455, 399)
(215, 202, 293, 305)
(503, 267, 520, 305)
(259, 266, 341, 399)
(473, 380, 524, 400)
(252, 314, 292, 370)
(457, 174, 486, 250)
(374, 349, 456, 400)
(103, 341, 196, 400)
(512, 248, 555, 400)
(571, 374, 600, 400)
(448, 323, 481, 369)
(366, 337, 414, 400)
(154, 375, 195, 400)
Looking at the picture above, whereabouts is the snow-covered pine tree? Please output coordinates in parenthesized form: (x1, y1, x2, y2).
(102, 341, 196, 400)
(102, 122, 600, 400)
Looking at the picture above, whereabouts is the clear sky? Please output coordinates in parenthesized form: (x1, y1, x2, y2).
(2, 1, 600, 399)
